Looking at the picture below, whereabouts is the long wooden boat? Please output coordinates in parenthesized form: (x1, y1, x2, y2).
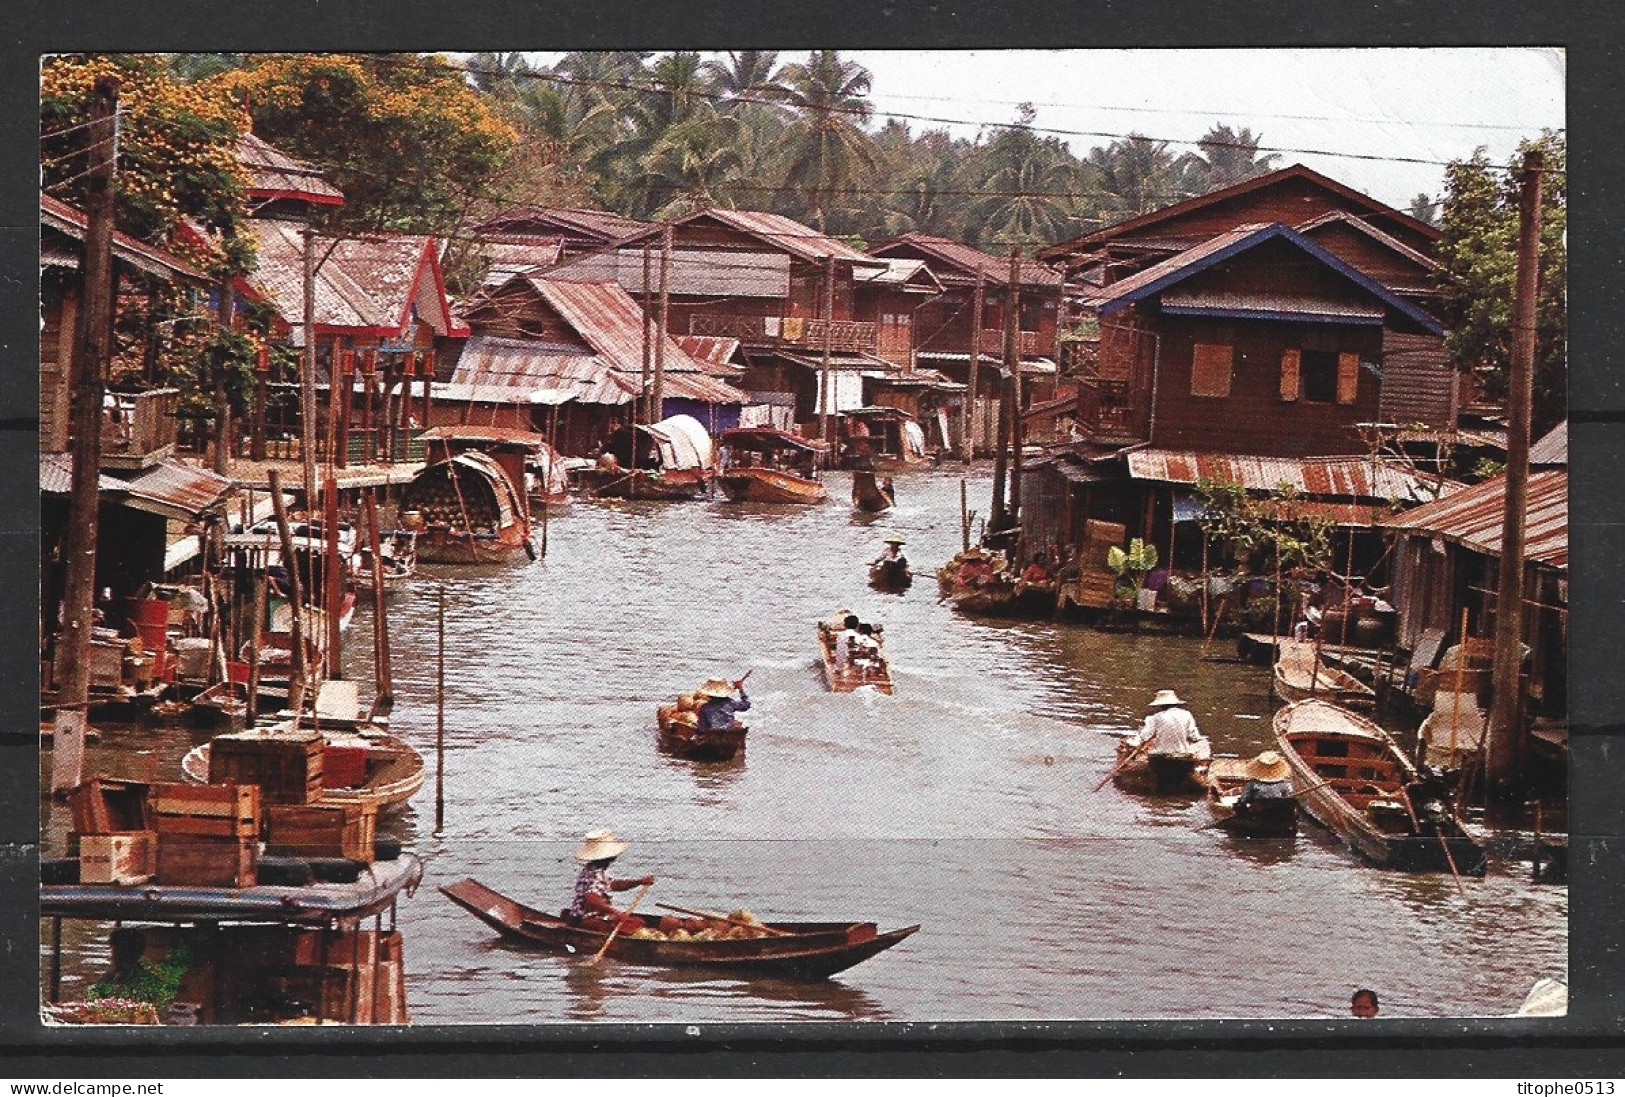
(1273, 699, 1486, 875)
(1273, 639, 1376, 709)
(718, 466, 828, 504)
(1205, 755, 1298, 837)
(816, 618, 894, 694)
(851, 469, 895, 513)
(717, 427, 829, 504)
(1112, 739, 1209, 795)
(402, 452, 533, 564)
(577, 466, 710, 501)
(440, 878, 918, 981)
(182, 727, 425, 812)
(655, 705, 747, 762)
(869, 558, 913, 591)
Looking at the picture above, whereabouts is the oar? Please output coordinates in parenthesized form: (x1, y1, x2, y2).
(1398, 786, 1467, 898)
(1094, 739, 1151, 792)
(654, 901, 793, 936)
(589, 881, 652, 965)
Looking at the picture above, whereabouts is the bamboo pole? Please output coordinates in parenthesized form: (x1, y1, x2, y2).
(961, 478, 970, 553)
(247, 563, 266, 723)
(435, 584, 446, 835)
(366, 490, 393, 711)
(964, 272, 985, 462)
(324, 476, 343, 679)
(267, 469, 308, 714)
(1449, 606, 1469, 757)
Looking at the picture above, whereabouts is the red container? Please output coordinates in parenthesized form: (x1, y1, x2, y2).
(226, 660, 250, 685)
(321, 745, 368, 790)
(130, 598, 171, 628)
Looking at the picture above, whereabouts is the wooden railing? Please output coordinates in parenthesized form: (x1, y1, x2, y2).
(977, 328, 1049, 357)
(100, 388, 178, 469)
(689, 314, 877, 354)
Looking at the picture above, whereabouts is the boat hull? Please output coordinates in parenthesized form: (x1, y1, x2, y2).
(1112, 743, 1209, 795)
(414, 527, 531, 565)
(1273, 639, 1375, 708)
(816, 621, 894, 694)
(851, 470, 894, 513)
(656, 710, 747, 762)
(869, 559, 913, 591)
(578, 468, 710, 500)
(718, 468, 828, 504)
(183, 731, 425, 811)
(439, 878, 918, 981)
(1205, 756, 1298, 837)
(1274, 700, 1485, 875)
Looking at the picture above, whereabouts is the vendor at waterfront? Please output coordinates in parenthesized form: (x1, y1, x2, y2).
(1125, 689, 1211, 760)
(568, 829, 655, 932)
(696, 677, 750, 734)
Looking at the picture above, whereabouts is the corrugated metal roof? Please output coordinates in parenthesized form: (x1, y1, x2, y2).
(476, 206, 652, 242)
(248, 220, 449, 335)
(237, 134, 345, 205)
(1125, 448, 1452, 504)
(1078, 222, 1445, 336)
(1529, 420, 1567, 467)
(431, 382, 575, 406)
(1380, 469, 1568, 569)
(39, 453, 122, 496)
(1160, 289, 1385, 322)
(523, 277, 713, 376)
(40, 194, 209, 283)
(870, 233, 1064, 287)
(853, 256, 944, 292)
(117, 461, 234, 519)
(674, 335, 742, 370)
(477, 236, 566, 287)
(449, 334, 744, 407)
(675, 208, 884, 268)
(418, 425, 552, 446)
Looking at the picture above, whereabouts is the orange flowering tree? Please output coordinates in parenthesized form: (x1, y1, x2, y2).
(223, 53, 518, 233)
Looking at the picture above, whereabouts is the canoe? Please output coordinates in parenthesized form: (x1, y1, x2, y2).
(943, 580, 1021, 616)
(182, 728, 425, 812)
(1205, 755, 1298, 837)
(1274, 699, 1486, 875)
(816, 618, 894, 695)
(717, 466, 828, 504)
(1112, 739, 1209, 795)
(869, 558, 913, 591)
(851, 469, 895, 513)
(1273, 639, 1376, 708)
(583, 467, 711, 501)
(656, 705, 747, 762)
(439, 878, 919, 981)
(356, 532, 417, 595)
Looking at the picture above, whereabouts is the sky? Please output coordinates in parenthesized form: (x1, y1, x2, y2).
(525, 47, 1565, 211)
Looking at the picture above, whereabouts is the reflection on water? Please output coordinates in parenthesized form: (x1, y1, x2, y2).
(43, 467, 1566, 1022)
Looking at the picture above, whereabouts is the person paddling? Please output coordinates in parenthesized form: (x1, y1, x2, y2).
(1124, 689, 1212, 762)
(568, 829, 655, 933)
(696, 676, 750, 736)
(1235, 750, 1293, 811)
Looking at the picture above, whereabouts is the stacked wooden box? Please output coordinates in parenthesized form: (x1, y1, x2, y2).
(208, 726, 324, 804)
(1072, 519, 1127, 609)
(151, 781, 260, 888)
(79, 832, 157, 886)
(265, 801, 377, 861)
(68, 778, 157, 885)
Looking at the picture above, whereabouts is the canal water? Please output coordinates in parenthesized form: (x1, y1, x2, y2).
(43, 466, 1567, 1023)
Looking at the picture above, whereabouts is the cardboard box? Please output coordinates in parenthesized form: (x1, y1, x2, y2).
(209, 727, 324, 804)
(151, 781, 259, 839)
(79, 831, 157, 885)
(265, 801, 376, 861)
(154, 834, 258, 888)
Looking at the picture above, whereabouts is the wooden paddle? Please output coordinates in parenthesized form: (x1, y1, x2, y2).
(654, 901, 793, 936)
(589, 881, 652, 964)
(1398, 786, 1467, 897)
(1094, 739, 1151, 792)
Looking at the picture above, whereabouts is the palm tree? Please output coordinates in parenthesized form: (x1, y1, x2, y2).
(1085, 134, 1204, 223)
(965, 109, 1077, 249)
(701, 50, 784, 105)
(1193, 124, 1280, 189)
(774, 50, 880, 232)
(642, 114, 747, 217)
(584, 51, 715, 216)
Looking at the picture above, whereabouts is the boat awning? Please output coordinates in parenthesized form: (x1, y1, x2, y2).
(41, 853, 424, 923)
(635, 414, 714, 470)
(719, 426, 828, 452)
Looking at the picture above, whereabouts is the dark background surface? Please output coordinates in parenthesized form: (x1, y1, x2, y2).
(2, 0, 1621, 1075)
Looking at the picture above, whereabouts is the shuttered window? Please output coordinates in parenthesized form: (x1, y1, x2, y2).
(1191, 343, 1233, 397)
(1301, 350, 1339, 402)
(1280, 349, 1301, 401)
(1336, 352, 1361, 404)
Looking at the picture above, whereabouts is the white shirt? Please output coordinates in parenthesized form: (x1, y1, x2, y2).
(835, 628, 859, 668)
(1129, 706, 1210, 759)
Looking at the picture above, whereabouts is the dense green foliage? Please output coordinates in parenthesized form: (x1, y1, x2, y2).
(1435, 132, 1566, 433)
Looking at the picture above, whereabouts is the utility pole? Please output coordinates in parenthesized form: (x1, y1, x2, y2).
(963, 271, 985, 462)
(818, 254, 835, 445)
(1007, 246, 1025, 527)
(213, 269, 235, 476)
(300, 224, 319, 511)
(989, 261, 1013, 532)
(653, 223, 672, 422)
(51, 74, 119, 794)
(1486, 148, 1544, 804)
(640, 241, 653, 427)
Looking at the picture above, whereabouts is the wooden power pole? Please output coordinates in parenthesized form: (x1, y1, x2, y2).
(653, 223, 672, 422)
(51, 74, 119, 794)
(1007, 246, 1025, 527)
(818, 254, 836, 445)
(1486, 148, 1544, 803)
(963, 271, 985, 462)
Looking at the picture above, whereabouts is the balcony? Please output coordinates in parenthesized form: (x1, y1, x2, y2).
(976, 328, 1050, 358)
(689, 314, 877, 355)
(100, 388, 178, 470)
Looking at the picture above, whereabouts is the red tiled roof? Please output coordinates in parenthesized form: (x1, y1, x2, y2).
(870, 233, 1063, 287)
(40, 193, 209, 283)
(1380, 468, 1567, 569)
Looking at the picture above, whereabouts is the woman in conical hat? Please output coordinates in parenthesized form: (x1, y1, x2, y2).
(695, 675, 750, 736)
(1235, 750, 1294, 811)
(567, 828, 655, 933)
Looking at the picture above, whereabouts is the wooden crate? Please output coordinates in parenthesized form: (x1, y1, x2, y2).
(155, 834, 257, 888)
(80, 831, 157, 885)
(321, 745, 369, 790)
(68, 778, 152, 836)
(151, 781, 260, 839)
(209, 727, 324, 804)
(265, 801, 376, 861)
(293, 927, 379, 968)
